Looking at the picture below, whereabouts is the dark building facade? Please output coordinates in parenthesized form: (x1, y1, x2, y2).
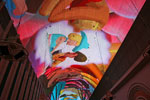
(0, 2, 46, 100)
(90, 0, 150, 100)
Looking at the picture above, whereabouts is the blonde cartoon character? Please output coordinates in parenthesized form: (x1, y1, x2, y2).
(32, 31, 89, 76)
(49, 31, 89, 54)
(48, 31, 89, 67)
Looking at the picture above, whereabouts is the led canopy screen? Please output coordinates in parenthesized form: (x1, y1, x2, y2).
(4, 0, 146, 99)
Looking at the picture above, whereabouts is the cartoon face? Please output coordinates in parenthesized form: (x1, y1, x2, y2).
(56, 37, 67, 44)
(67, 33, 82, 46)
(67, 39, 78, 46)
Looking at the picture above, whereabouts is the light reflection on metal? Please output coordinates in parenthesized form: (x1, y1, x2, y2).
(143, 44, 150, 57)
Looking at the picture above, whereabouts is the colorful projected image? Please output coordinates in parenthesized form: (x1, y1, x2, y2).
(30, 21, 111, 77)
(4, 0, 146, 99)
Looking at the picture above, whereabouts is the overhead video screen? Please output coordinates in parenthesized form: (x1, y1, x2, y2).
(4, 0, 146, 99)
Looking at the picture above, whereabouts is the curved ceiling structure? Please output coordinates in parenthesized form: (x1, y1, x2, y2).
(3, 0, 146, 99)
